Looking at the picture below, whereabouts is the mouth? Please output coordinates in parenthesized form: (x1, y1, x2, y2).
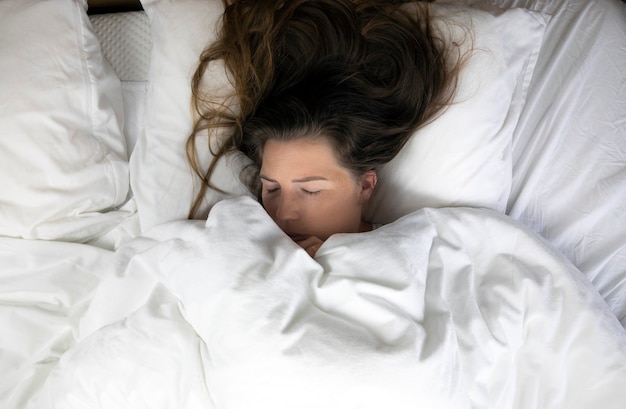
(287, 233, 308, 242)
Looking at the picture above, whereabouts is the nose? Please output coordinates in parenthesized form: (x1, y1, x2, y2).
(274, 192, 299, 223)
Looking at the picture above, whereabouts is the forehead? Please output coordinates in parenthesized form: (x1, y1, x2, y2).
(260, 138, 346, 176)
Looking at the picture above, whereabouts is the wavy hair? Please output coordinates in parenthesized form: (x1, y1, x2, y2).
(187, 0, 466, 218)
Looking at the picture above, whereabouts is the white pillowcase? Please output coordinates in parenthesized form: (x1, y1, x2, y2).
(0, 0, 131, 241)
(366, 4, 548, 223)
(131, 0, 249, 232)
(134, 0, 547, 230)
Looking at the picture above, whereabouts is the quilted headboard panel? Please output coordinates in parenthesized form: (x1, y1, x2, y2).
(90, 11, 151, 81)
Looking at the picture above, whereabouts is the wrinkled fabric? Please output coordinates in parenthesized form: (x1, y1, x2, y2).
(32, 197, 626, 409)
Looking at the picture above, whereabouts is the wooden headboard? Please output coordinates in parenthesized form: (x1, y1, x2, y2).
(87, 0, 143, 14)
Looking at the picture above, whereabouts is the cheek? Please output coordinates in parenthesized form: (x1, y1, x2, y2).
(315, 191, 363, 231)
(261, 194, 278, 218)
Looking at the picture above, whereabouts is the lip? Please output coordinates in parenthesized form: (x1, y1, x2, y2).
(287, 233, 308, 242)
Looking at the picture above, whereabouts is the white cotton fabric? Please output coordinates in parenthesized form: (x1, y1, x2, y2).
(365, 4, 548, 223)
(507, 0, 626, 327)
(130, 0, 251, 231)
(0, 0, 132, 242)
(0, 237, 112, 408)
(31, 197, 626, 409)
(448, 0, 626, 326)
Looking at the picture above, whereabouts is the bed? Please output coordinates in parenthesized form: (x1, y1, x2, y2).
(1, 0, 625, 407)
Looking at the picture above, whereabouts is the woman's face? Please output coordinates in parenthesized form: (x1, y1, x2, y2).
(260, 137, 375, 242)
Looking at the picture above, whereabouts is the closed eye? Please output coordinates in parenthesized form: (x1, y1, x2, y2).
(302, 189, 321, 196)
(259, 176, 280, 195)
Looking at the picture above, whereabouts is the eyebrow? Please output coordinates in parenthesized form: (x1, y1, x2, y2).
(259, 175, 329, 183)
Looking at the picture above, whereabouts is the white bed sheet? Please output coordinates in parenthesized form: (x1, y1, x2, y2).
(502, 0, 626, 325)
(30, 197, 626, 409)
(0, 238, 112, 408)
(441, 0, 626, 325)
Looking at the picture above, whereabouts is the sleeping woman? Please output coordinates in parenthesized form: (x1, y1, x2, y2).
(187, 0, 464, 256)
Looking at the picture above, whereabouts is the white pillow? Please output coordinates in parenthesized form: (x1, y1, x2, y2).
(134, 0, 547, 229)
(131, 0, 249, 232)
(0, 0, 131, 241)
(366, 4, 548, 223)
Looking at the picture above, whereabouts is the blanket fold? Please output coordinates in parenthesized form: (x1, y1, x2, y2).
(34, 197, 626, 409)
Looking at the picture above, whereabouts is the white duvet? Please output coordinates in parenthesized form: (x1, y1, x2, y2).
(16, 197, 624, 409)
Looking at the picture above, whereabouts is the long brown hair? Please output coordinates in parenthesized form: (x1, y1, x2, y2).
(187, 0, 465, 218)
